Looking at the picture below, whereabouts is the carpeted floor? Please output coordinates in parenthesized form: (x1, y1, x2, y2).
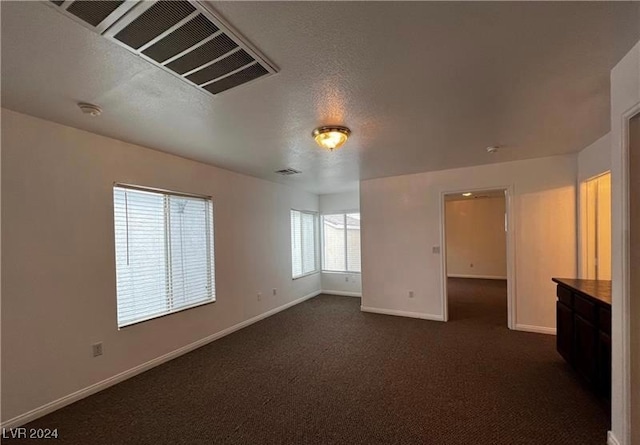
(4, 278, 609, 444)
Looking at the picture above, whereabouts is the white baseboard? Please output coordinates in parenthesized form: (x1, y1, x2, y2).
(322, 290, 362, 297)
(360, 306, 444, 321)
(514, 323, 556, 335)
(447, 274, 507, 280)
(0, 289, 322, 429)
(607, 431, 621, 445)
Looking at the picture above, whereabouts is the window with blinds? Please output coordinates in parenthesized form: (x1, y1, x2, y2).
(113, 185, 215, 328)
(322, 213, 361, 273)
(291, 209, 319, 278)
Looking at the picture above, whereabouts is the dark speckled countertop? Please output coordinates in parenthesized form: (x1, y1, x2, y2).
(552, 278, 612, 306)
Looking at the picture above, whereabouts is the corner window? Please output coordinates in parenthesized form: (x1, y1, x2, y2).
(291, 210, 319, 278)
(113, 184, 215, 328)
(322, 213, 361, 273)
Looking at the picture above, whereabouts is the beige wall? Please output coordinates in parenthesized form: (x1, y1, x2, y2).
(0, 109, 321, 424)
(610, 38, 640, 445)
(360, 154, 576, 332)
(445, 197, 506, 279)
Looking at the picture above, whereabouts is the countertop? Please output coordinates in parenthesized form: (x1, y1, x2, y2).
(552, 278, 612, 306)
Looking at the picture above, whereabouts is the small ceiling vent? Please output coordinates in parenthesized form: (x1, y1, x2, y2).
(46, 0, 277, 96)
(275, 168, 301, 176)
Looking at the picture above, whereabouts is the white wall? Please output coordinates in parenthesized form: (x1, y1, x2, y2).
(360, 154, 576, 331)
(578, 133, 611, 184)
(0, 109, 321, 425)
(445, 197, 507, 279)
(319, 191, 359, 214)
(319, 191, 362, 296)
(610, 40, 640, 445)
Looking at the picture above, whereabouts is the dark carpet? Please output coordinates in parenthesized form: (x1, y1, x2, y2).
(4, 279, 609, 444)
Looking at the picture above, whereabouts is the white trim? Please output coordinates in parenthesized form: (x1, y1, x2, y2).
(447, 274, 507, 280)
(514, 324, 556, 335)
(360, 306, 444, 321)
(608, 431, 621, 445)
(322, 290, 361, 297)
(439, 185, 516, 329)
(618, 103, 640, 445)
(0, 290, 322, 429)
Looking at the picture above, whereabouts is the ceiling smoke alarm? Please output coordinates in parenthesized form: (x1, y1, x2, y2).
(78, 103, 102, 117)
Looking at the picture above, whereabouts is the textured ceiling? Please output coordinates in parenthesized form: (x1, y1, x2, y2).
(2, 1, 639, 194)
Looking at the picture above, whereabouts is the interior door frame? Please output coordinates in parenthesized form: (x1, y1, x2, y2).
(618, 103, 640, 445)
(439, 185, 516, 329)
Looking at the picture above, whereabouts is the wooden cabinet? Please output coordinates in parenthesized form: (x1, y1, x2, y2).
(574, 314, 597, 383)
(597, 331, 611, 402)
(556, 301, 573, 363)
(552, 278, 611, 410)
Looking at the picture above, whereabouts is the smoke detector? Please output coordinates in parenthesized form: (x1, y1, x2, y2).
(486, 146, 499, 154)
(78, 103, 102, 117)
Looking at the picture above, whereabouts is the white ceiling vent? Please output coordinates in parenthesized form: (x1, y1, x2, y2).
(275, 168, 301, 176)
(46, 0, 277, 96)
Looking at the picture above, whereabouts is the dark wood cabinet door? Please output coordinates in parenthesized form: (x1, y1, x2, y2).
(556, 301, 573, 363)
(597, 332, 612, 402)
(574, 314, 598, 384)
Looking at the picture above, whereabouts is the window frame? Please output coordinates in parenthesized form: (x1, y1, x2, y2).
(290, 209, 320, 280)
(321, 211, 362, 274)
(113, 183, 216, 329)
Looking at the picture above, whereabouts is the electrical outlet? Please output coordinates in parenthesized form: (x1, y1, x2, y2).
(92, 342, 103, 357)
(257, 292, 262, 301)
(345, 276, 349, 282)
(272, 288, 277, 296)
(408, 291, 414, 299)
(432, 246, 440, 254)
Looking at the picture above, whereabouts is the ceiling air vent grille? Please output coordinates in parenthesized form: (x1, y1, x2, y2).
(165, 33, 238, 75)
(142, 14, 218, 63)
(113, 2, 196, 50)
(187, 48, 253, 85)
(66, 1, 125, 27)
(275, 168, 301, 176)
(45, 0, 277, 96)
(203, 63, 268, 95)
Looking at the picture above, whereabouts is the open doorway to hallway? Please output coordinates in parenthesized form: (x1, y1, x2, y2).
(442, 189, 510, 328)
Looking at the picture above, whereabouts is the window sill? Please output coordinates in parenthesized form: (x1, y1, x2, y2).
(321, 270, 361, 275)
(292, 270, 320, 281)
(118, 298, 215, 329)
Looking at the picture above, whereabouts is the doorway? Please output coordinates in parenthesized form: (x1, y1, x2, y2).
(440, 188, 514, 328)
(581, 171, 612, 280)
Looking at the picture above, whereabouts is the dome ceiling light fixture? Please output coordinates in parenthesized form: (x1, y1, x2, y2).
(312, 126, 351, 151)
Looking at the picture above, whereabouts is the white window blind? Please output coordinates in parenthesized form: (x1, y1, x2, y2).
(291, 209, 318, 278)
(113, 185, 215, 328)
(322, 213, 361, 273)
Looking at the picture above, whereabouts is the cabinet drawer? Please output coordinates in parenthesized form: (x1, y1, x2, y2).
(557, 285, 573, 306)
(556, 301, 573, 363)
(574, 295, 596, 322)
(599, 306, 612, 336)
